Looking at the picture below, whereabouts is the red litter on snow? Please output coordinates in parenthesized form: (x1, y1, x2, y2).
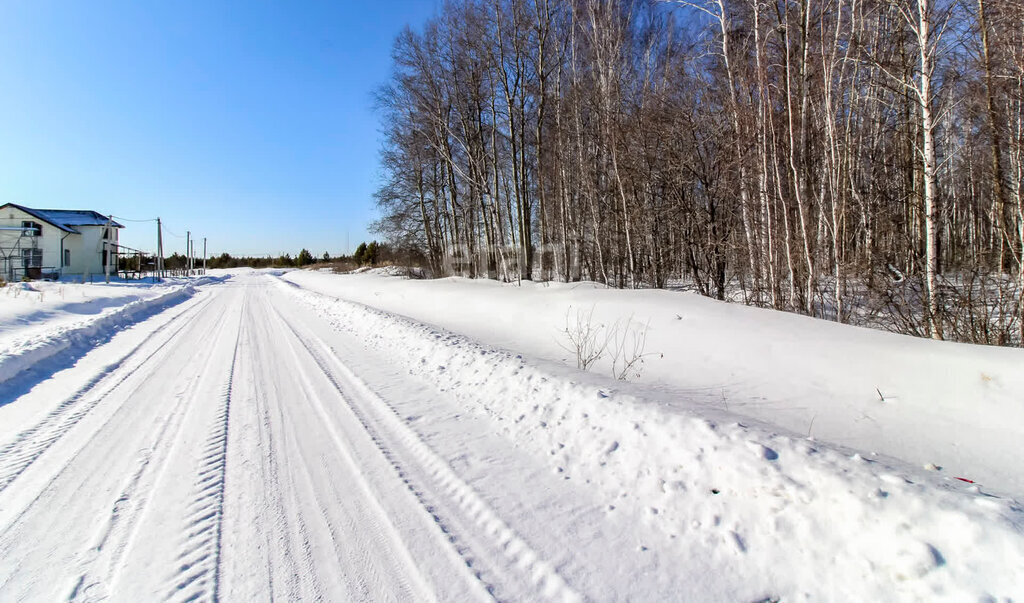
(954, 477, 975, 484)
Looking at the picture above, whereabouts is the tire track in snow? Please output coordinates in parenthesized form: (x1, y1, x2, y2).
(270, 302, 580, 603)
(219, 289, 327, 601)
(0, 295, 214, 494)
(266, 300, 433, 601)
(66, 299, 235, 602)
(164, 299, 244, 603)
(246, 366, 301, 600)
(249, 285, 327, 601)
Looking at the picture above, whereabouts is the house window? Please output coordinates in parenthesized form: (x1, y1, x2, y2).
(64, 249, 71, 267)
(21, 221, 41, 236)
(22, 248, 42, 268)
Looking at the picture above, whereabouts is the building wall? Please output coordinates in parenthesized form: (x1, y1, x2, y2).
(0, 206, 63, 279)
(0, 206, 120, 279)
(66, 224, 119, 278)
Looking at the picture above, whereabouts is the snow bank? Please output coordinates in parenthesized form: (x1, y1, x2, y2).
(0, 275, 226, 385)
(282, 270, 1024, 499)
(346, 265, 427, 278)
(276, 276, 1024, 600)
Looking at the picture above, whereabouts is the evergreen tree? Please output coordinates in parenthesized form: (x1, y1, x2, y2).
(353, 242, 368, 265)
(366, 241, 380, 265)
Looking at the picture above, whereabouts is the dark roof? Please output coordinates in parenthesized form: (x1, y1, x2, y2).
(1, 203, 124, 234)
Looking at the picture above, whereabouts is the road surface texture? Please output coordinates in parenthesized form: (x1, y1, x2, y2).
(0, 273, 666, 601)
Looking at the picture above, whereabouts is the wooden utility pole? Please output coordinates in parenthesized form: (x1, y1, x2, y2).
(105, 215, 113, 284)
(186, 231, 191, 276)
(203, 238, 207, 274)
(156, 218, 164, 279)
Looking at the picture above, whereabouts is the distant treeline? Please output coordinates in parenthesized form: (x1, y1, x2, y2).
(202, 249, 319, 269)
(163, 241, 425, 271)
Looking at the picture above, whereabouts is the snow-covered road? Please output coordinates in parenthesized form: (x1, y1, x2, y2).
(1, 271, 1022, 601)
(0, 273, 650, 601)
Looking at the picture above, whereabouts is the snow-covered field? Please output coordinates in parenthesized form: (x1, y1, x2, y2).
(0, 268, 1021, 600)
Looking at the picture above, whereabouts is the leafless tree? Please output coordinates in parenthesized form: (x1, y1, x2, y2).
(373, 0, 1024, 347)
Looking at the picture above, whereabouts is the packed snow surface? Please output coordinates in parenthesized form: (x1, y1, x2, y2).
(0, 269, 1021, 601)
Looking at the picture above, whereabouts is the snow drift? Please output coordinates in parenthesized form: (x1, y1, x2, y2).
(282, 270, 1024, 499)
(0, 276, 226, 386)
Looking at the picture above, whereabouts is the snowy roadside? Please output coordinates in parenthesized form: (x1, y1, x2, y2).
(282, 269, 1024, 499)
(277, 274, 1024, 600)
(0, 275, 226, 385)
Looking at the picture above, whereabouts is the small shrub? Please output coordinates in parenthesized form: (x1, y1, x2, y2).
(559, 306, 655, 381)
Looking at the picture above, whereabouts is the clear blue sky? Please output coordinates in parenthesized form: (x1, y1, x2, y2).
(0, 0, 437, 257)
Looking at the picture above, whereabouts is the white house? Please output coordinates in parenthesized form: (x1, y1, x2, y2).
(0, 203, 123, 281)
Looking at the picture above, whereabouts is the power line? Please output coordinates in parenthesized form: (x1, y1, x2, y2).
(112, 215, 158, 223)
(112, 215, 186, 240)
(112, 216, 192, 242)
